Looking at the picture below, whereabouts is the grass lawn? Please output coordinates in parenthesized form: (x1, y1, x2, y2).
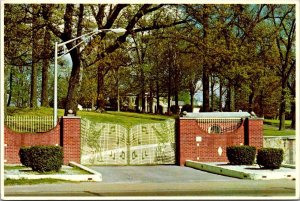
(6, 107, 174, 128)
(78, 110, 173, 128)
(4, 178, 77, 186)
(6, 107, 65, 117)
(4, 165, 89, 186)
(264, 119, 293, 128)
(263, 119, 295, 137)
(4, 165, 90, 175)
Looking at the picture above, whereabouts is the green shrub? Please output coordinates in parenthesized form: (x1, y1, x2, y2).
(181, 104, 193, 113)
(19, 147, 32, 167)
(28, 146, 63, 173)
(257, 148, 283, 169)
(226, 145, 256, 165)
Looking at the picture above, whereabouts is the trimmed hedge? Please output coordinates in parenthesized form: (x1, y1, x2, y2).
(18, 146, 63, 173)
(257, 148, 283, 169)
(226, 145, 256, 165)
(19, 147, 32, 167)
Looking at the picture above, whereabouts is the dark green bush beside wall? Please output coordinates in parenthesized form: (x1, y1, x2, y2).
(226, 145, 256, 165)
(19, 146, 63, 173)
(19, 147, 32, 167)
(257, 148, 283, 169)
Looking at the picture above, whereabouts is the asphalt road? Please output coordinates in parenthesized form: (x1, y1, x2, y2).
(4, 165, 297, 198)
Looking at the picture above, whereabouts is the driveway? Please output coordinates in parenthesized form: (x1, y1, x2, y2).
(5, 165, 296, 197)
(88, 165, 238, 183)
(5, 179, 295, 197)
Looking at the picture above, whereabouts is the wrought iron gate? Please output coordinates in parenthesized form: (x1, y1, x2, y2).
(81, 119, 175, 165)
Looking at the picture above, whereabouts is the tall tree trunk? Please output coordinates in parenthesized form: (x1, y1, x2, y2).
(225, 87, 230, 111)
(96, 67, 105, 112)
(64, 49, 81, 115)
(202, 5, 210, 112)
(7, 69, 13, 107)
(141, 70, 145, 113)
(279, 78, 287, 130)
(259, 90, 265, 117)
(175, 92, 179, 114)
(229, 84, 235, 112)
(290, 100, 295, 129)
(174, 57, 179, 114)
(219, 79, 223, 111)
(167, 63, 172, 115)
(202, 68, 210, 112)
(289, 80, 295, 129)
(116, 68, 120, 112)
(156, 77, 160, 114)
(189, 82, 195, 112)
(225, 82, 235, 112)
(30, 5, 39, 108)
(167, 91, 171, 115)
(149, 80, 153, 113)
(210, 76, 215, 112)
(248, 87, 254, 113)
(135, 94, 140, 112)
(41, 28, 51, 107)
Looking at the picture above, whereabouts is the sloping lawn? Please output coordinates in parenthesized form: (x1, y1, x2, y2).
(78, 111, 172, 128)
(264, 119, 293, 128)
(6, 107, 174, 128)
(6, 107, 64, 116)
(263, 119, 295, 136)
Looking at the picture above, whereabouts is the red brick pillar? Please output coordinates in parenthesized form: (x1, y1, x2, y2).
(62, 116, 81, 164)
(178, 119, 199, 166)
(247, 118, 263, 149)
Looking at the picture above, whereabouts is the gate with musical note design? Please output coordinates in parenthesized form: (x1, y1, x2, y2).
(81, 119, 175, 165)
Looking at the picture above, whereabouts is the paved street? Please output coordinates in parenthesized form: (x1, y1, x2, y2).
(4, 165, 297, 198)
(4, 179, 296, 197)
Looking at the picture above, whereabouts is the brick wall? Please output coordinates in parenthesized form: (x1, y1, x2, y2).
(178, 118, 263, 166)
(4, 117, 81, 165)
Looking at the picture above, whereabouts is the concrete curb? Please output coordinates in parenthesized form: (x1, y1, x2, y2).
(186, 160, 296, 180)
(186, 160, 251, 179)
(69, 161, 102, 181)
(282, 164, 296, 169)
(5, 162, 102, 182)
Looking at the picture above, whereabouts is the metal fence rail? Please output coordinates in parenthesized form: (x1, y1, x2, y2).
(5, 116, 54, 133)
(196, 118, 243, 134)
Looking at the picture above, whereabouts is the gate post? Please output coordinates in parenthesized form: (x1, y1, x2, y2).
(61, 116, 81, 164)
(246, 118, 263, 149)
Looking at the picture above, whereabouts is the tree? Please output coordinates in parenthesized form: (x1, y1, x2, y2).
(41, 27, 51, 107)
(288, 69, 295, 129)
(41, 4, 187, 115)
(271, 5, 295, 130)
(5, 3, 295, 124)
(183, 4, 212, 112)
(5, 4, 33, 108)
(131, 32, 148, 113)
(30, 4, 41, 108)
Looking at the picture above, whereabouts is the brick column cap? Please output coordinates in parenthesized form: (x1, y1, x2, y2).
(62, 116, 81, 119)
(247, 118, 264, 121)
